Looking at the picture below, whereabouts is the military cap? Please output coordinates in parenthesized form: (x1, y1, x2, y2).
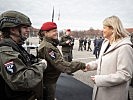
(66, 29, 71, 32)
(41, 22, 57, 31)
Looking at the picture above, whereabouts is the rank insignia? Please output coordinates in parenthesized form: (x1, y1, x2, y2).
(4, 61, 16, 75)
(48, 50, 56, 60)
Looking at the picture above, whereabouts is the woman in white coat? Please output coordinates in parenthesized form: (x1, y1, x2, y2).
(85, 16, 133, 100)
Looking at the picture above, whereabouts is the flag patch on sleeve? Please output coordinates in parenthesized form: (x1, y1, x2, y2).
(48, 50, 56, 60)
(4, 61, 16, 75)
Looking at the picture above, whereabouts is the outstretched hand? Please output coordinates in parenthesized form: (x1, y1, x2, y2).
(38, 59, 47, 71)
(90, 76, 95, 83)
(82, 64, 90, 72)
(82, 67, 88, 72)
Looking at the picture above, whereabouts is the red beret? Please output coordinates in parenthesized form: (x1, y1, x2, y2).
(66, 29, 71, 32)
(41, 22, 57, 31)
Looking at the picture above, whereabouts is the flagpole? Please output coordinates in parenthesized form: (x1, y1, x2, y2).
(52, 6, 54, 22)
(58, 10, 60, 21)
(58, 10, 60, 40)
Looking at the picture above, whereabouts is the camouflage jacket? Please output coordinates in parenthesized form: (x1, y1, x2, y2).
(0, 38, 45, 100)
(38, 37, 85, 84)
(59, 35, 74, 52)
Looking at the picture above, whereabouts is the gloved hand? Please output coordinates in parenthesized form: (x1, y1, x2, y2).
(40, 59, 47, 66)
(38, 59, 47, 71)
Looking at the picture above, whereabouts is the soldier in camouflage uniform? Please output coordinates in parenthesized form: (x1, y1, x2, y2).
(0, 10, 46, 100)
(59, 29, 74, 62)
(38, 22, 86, 100)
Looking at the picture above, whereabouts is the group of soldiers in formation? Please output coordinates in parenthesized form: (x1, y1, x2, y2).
(78, 37, 92, 51)
(59, 29, 104, 61)
(78, 37, 104, 59)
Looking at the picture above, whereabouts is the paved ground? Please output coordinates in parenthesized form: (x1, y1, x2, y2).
(29, 37, 133, 100)
(56, 73, 93, 100)
(69, 41, 96, 87)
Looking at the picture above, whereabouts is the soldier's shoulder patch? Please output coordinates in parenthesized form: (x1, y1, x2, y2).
(4, 61, 16, 75)
(48, 49, 56, 60)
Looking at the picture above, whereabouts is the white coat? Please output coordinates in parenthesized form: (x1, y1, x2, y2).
(87, 37, 133, 100)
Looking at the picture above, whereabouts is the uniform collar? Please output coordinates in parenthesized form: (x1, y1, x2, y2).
(44, 37, 59, 46)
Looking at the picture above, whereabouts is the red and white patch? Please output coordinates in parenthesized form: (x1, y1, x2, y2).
(4, 61, 16, 75)
(48, 50, 56, 60)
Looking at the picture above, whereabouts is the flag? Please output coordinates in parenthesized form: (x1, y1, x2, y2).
(58, 10, 60, 21)
(52, 6, 54, 22)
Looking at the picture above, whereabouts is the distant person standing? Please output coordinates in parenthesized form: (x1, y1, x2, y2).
(87, 38, 92, 51)
(59, 29, 74, 62)
(71, 35, 75, 50)
(78, 37, 84, 51)
(93, 37, 99, 58)
(83, 38, 87, 50)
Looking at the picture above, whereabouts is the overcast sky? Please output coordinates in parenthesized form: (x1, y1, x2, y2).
(1, 0, 133, 30)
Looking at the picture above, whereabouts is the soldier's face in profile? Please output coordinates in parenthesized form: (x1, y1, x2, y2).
(10, 25, 30, 43)
(45, 29, 58, 39)
(20, 25, 30, 38)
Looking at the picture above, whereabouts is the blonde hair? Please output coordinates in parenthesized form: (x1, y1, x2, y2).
(103, 16, 129, 42)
